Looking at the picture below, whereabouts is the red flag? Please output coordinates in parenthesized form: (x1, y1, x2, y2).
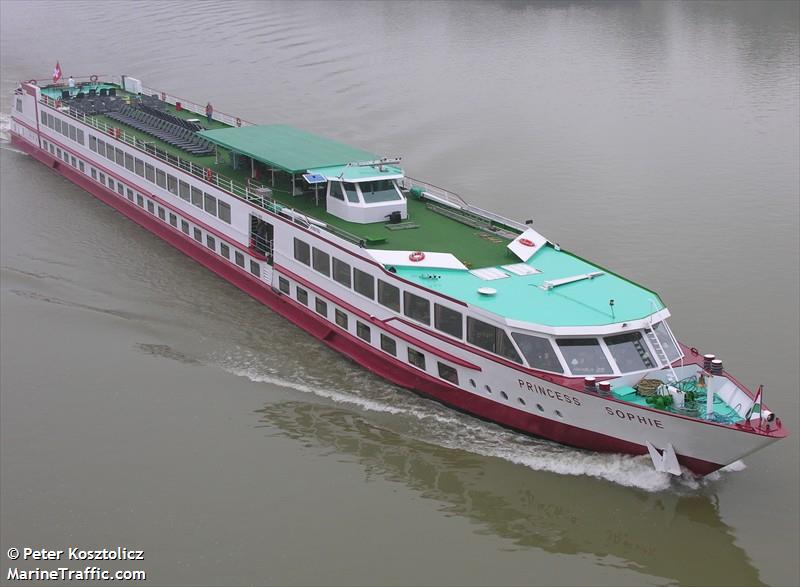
(52, 61, 62, 83)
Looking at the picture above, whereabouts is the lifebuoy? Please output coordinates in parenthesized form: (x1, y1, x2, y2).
(235, 117, 242, 127)
(409, 251, 426, 262)
(519, 238, 535, 247)
(204, 168, 214, 182)
(89, 75, 98, 83)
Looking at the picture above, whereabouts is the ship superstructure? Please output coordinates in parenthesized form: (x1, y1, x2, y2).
(8, 74, 787, 476)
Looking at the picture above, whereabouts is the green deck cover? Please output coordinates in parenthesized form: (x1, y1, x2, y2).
(197, 124, 377, 173)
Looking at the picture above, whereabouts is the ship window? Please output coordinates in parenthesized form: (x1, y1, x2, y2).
(356, 321, 371, 342)
(49, 144, 55, 154)
(158, 206, 165, 220)
(169, 213, 177, 227)
(557, 339, 612, 375)
(353, 269, 374, 299)
(335, 309, 348, 329)
(403, 292, 430, 324)
(98, 171, 105, 184)
(167, 174, 178, 195)
(117, 183, 124, 196)
(156, 169, 166, 188)
(135, 158, 144, 177)
(77, 129, 84, 145)
(377, 280, 400, 312)
(604, 332, 655, 372)
(178, 180, 190, 201)
(408, 348, 426, 370)
(380, 334, 396, 356)
(329, 181, 344, 201)
(220, 243, 230, 259)
(125, 153, 134, 172)
(16, 98, 22, 112)
(315, 297, 328, 317)
(206, 234, 215, 250)
(294, 239, 311, 265)
(126, 188, 134, 200)
(312, 248, 330, 277)
(434, 304, 463, 338)
(79, 161, 84, 173)
(54, 118, 61, 134)
(106, 144, 115, 162)
(181, 219, 189, 234)
(191, 186, 202, 207)
(358, 180, 402, 203)
(512, 333, 564, 373)
(69, 125, 77, 142)
(467, 318, 522, 363)
(646, 322, 681, 363)
(137, 194, 144, 207)
(204, 193, 216, 215)
(97, 140, 105, 157)
(235, 251, 245, 267)
(332, 258, 352, 287)
(218, 201, 231, 223)
(147, 200, 155, 214)
(115, 147, 124, 166)
(71, 156, 77, 168)
(437, 362, 458, 385)
(343, 182, 360, 203)
(41, 111, 47, 125)
(296, 287, 308, 306)
(278, 276, 290, 294)
(145, 163, 154, 183)
(193, 227, 202, 242)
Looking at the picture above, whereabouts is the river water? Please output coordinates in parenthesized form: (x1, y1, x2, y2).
(1, 1, 798, 585)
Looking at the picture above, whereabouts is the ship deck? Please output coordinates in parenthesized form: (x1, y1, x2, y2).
(84, 89, 514, 269)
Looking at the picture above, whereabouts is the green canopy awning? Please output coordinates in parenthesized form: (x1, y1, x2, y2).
(197, 124, 377, 174)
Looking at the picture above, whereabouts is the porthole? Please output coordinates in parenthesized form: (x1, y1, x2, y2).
(485, 384, 492, 393)
(517, 397, 526, 406)
(555, 410, 563, 419)
(536, 404, 544, 412)
(469, 379, 476, 388)
(500, 391, 508, 400)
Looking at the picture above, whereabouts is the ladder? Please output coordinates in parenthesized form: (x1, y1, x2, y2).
(648, 300, 678, 383)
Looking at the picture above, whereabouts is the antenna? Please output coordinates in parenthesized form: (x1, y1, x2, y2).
(346, 157, 403, 172)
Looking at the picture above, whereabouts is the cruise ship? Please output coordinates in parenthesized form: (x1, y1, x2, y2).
(8, 72, 787, 477)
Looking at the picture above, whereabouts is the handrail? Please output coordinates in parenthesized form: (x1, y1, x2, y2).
(401, 175, 528, 233)
(138, 84, 254, 128)
(39, 95, 363, 245)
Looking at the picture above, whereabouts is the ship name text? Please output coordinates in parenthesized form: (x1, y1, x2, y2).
(517, 380, 581, 406)
(605, 407, 664, 428)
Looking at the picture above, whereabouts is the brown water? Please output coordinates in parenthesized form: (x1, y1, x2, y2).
(1, 1, 798, 585)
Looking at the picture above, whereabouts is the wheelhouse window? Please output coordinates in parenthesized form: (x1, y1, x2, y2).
(512, 333, 564, 373)
(403, 292, 430, 324)
(294, 239, 311, 265)
(466, 317, 522, 363)
(329, 181, 345, 201)
(377, 280, 400, 312)
(557, 338, 612, 375)
(312, 248, 330, 276)
(434, 304, 462, 338)
(604, 332, 656, 372)
(358, 180, 403, 203)
(332, 258, 351, 288)
(646, 322, 681, 363)
(353, 268, 374, 299)
(343, 182, 360, 203)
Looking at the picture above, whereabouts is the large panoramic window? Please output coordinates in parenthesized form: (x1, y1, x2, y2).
(293, 239, 310, 265)
(218, 201, 231, 223)
(557, 338, 612, 375)
(512, 333, 564, 373)
(332, 258, 351, 288)
(646, 322, 681, 363)
(377, 280, 400, 312)
(434, 304, 463, 339)
(467, 317, 521, 363)
(604, 332, 655, 373)
(358, 180, 402, 203)
(403, 292, 430, 324)
(312, 248, 330, 277)
(353, 268, 374, 299)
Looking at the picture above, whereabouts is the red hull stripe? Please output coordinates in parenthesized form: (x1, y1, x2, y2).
(9, 133, 741, 475)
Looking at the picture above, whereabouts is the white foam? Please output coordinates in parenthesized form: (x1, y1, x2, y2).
(214, 349, 744, 493)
